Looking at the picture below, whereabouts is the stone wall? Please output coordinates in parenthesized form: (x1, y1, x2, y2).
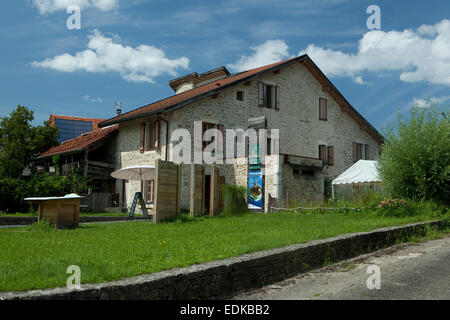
(2, 220, 444, 300)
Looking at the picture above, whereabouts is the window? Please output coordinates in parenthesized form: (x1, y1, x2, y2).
(258, 82, 280, 110)
(294, 168, 314, 178)
(202, 122, 216, 150)
(202, 122, 225, 157)
(140, 121, 159, 153)
(352, 142, 370, 162)
(236, 90, 244, 101)
(319, 98, 327, 120)
(143, 180, 154, 202)
(319, 144, 334, 165)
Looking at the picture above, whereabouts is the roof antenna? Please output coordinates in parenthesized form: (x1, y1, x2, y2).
(115, 101, 122, 116)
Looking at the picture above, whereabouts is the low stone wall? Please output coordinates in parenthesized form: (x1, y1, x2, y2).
(0, 216, 148, 226)
(1, 220, 446, 300)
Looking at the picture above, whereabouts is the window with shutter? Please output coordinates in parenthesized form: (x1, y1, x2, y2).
(319, 98, 328, 120)
(353, 142, 367, 162)
(328, 146, 334, 165)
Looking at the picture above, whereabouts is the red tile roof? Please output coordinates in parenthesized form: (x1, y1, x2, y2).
(99, 57, 301, 127)
(49, 115, 106, 130)
(98, 54, 383, 143)
(39, 125, 118, 159)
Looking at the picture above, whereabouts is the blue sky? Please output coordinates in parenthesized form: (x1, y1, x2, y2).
(0, 0, 449, 131)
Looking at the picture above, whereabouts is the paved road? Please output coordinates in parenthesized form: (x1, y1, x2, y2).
(235, 235, 450, 300)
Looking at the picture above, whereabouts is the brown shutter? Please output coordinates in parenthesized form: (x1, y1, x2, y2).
(154, 120, 160, 149)
(365, 144, 370, 160)
(258, 82, 264, 107)
(145, 123, 151, 151)
(140, 123, 145, 153)
(328, 146, 334, 165)
(217, 124, 225, 159)
(275, 86, 280, 110)
(352, 142, 357, 162)
(319, 145, 326, 161)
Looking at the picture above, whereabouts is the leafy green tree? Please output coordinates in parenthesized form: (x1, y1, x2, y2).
(0, 106, 59, 178)
(378, 105, 450, 204)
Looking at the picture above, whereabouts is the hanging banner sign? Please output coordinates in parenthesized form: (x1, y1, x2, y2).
(248, 170, 263, 210)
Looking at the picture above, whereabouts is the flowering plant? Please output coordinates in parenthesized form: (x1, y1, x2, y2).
(377, 199, 407, 210)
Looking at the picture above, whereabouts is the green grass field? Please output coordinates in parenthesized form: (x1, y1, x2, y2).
(0, 211, 447, 292)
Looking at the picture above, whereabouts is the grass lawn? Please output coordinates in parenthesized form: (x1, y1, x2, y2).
(1, 212, 128, 217)
(0, 211, 447, 292)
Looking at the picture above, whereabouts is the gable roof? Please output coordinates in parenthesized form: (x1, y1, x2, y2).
(38, 125, 118, 159)
(99, 55, 383, 143)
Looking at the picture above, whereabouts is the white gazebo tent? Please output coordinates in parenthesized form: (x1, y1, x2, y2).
(332, 160, 382, 199)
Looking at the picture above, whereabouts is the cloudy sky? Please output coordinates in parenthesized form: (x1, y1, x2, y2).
(0, 0, 449, 130)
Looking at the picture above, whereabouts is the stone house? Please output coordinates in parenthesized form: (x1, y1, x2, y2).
(99, 55, 383, 213)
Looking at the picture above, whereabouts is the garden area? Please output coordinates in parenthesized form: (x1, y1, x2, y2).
(1, 205, 449, 293)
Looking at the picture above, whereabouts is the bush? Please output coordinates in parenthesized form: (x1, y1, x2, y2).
(222, 184, 248, 215)
(0, 170, 91, 213)
(378, 105, 450, 204)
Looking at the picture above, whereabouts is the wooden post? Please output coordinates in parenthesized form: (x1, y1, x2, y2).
(190, 164, 204, 216)
(209, 165, 219, 217)
(84, 148, 89, 177)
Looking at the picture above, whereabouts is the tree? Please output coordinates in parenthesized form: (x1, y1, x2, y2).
(0, 105, 59, 178)
(378, 105, 450, 204)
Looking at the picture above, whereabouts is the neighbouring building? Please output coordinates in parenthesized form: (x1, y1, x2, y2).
(93, 54, 384, 213)
(49, 115, 107, 143)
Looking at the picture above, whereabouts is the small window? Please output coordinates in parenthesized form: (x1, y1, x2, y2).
(301, 168, 314, 177)
(267, 138, 272, 156)
(144, 180, 154, 202)
(236, 90, 244, 101)
(319, 98, 328, 120)
(202, 122, 216, 150)
(293, 168, 314, 178)
(264, 85, 273, 108)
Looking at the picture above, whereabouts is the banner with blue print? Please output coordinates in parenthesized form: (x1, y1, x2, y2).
(248, 170, 263, 210)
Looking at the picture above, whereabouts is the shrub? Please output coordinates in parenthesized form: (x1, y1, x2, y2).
(222, 184, 248, 215)
(378, 105, 450, 204)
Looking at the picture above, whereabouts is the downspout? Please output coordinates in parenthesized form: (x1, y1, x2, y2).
(158, 115, 169, 162)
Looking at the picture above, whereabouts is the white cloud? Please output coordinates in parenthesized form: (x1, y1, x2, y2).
(299, 19, 450, 86)
(31, 30, 190, 83)
(31, 0, 119, 14)
(84, 95, 103, 103)
(228, 40, 290, 72)
(410, 96, 450, 108)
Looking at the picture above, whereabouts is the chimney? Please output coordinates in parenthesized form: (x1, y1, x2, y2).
(115, 102, 122, 116)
